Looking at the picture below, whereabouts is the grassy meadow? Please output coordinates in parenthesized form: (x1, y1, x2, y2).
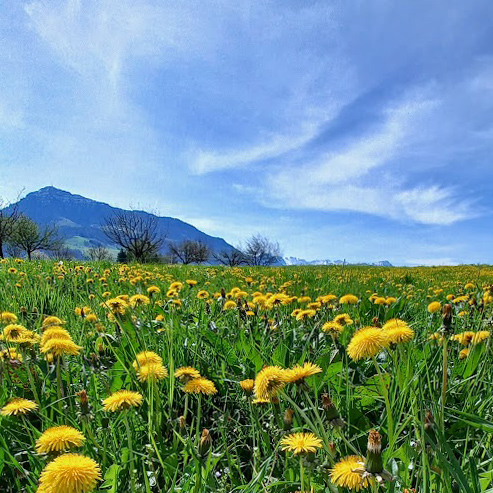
(0, 259, 492, 492)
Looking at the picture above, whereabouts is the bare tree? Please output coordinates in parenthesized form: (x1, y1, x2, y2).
(9, 215, 62, 260)
(87, 245, 113, 261)
(168, 240, 210, 264)
(213, 248, 247, 266)
(50, 245, 75, 261)
(243, 234, 282, 266)
(0, 197, 21, 258)
(101, 211, 164, 263)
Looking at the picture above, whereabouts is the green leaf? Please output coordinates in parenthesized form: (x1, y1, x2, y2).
(101, 463, 119, 492)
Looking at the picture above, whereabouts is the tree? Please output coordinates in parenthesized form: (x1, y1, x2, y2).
(117, 248, 128, 263)
(213, 248, 247, 266)
(0, 197, 21, 258)
(9, 215, 62, 260)
(101, 211, 165, 263)
(87, 245, 113, 261)
(168, 240, 210, 265)
(243, 234, 282, 266)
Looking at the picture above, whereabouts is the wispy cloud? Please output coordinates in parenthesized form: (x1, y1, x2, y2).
(253, 92, 476, 225)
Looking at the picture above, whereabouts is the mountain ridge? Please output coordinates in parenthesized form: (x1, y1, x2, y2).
(4, 187, 235, 259)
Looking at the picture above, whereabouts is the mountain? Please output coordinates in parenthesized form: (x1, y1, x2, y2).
(282, 257, 393, 267)
(4, 187, 235, 259)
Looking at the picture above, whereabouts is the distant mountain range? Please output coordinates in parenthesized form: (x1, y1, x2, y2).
(282, 257, 393, 267)
(3, 187, 235, 259)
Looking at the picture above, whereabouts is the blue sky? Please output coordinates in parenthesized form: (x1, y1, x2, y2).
(1, 0, 493, 265)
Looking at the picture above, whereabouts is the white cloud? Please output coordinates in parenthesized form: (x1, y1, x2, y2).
(258, 94, 476, 225)
(190, 123, 320, 174)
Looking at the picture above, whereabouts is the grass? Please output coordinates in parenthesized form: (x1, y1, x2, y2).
(0, 259, 492, 492)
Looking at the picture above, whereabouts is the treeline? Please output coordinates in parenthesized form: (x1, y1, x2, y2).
(101, 210, 282, 266)
(0, 198, 63, 260)
(0, 200, 282, 265)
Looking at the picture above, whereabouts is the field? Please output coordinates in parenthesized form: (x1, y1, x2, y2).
(0, 260, 492, 493)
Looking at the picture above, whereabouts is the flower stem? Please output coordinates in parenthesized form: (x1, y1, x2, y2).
(300, 455, 305, 491)
(124, 411, 136, 491)
(372, 356, 394, 448)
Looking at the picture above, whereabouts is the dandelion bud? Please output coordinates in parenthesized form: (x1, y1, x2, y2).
(77, 390, 90, 415)
(372, 317, 381, 328)
(179, 415, 187, 436)
(20, 306, 27, 314)
(442, 304, 453, 331)
(424, 410, 435, 434)
(198, 429, 212, 457)
(283, 408, 294, 430)
(365, 430, 383, 474)
(322, 393, 344, 428)
(329, 441, 337, 454)
(220, 288, 226, 299)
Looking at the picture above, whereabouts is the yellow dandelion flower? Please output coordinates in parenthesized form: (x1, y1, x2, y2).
(285, 362, 322, 384)
(197, 290, 209, 299)
(0, 312, 18, 324)
(254, 366, 288, 400)
(334, 313, 354, 326)
(85, 313, 98, 323)
(41, 327, 72, 346)
(3, 324, 27, 342)
(38, 453, 101, 493)
(252, 397, 271, 405)
(223, 300, 237, 310)
(374, 297, 387, 305)
(347, 327, 389, 361)
(322, 321, 344, 335)
(132, 351, 163, 369)
(183, 377, 217, 395)
(1, 398, 38, 416)
(41, 339, 82, 357)
(137, 363, 168, 382)
(1, 348, 23, 361)
(296, 309, 317, 321)
(42, 316, 64, 327)
(330, 455, 369, 491)
(129, 294, 150, 308)
(105, 298, 128, 314)
(174, 366, 201, 381)
(36, 426, 86, 454)
(382, 319, 414, 344)
(472, 331, 490, 344)
(186, 279, 198, 286)
(102, 390, 143, 412)
(15, 330, 40, 346)
(450, 331, 475, 346)
(339, 294, 359, 305)
(239, 379, 255, 393)
(427, 301, 441, 313)
(147, 286, 161, 295)
(280, 432, 323, 455)
(459, 348, 470, 360)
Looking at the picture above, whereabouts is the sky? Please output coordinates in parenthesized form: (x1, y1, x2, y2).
(1, 0, 493, 266)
